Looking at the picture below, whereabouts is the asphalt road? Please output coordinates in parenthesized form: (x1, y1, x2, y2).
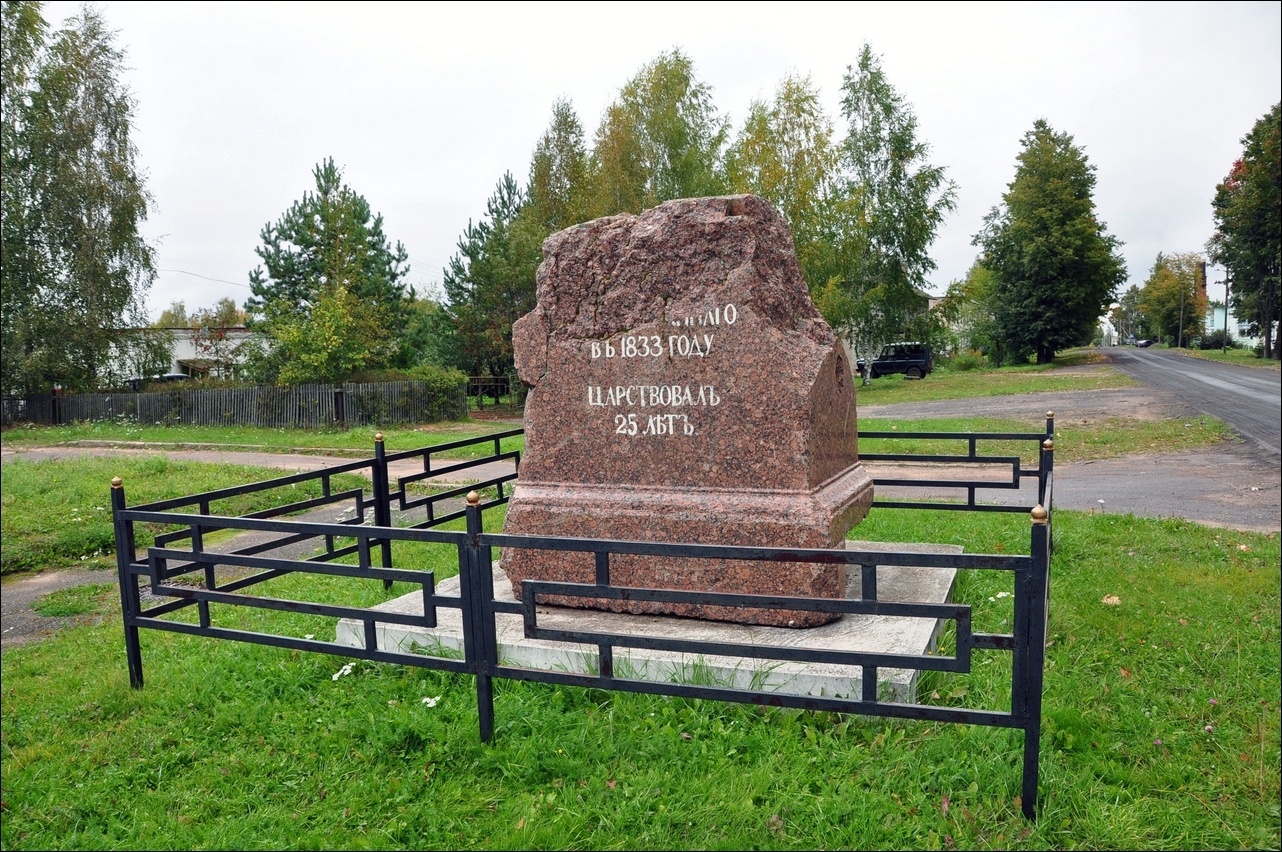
(1103, 348, 1281, 455)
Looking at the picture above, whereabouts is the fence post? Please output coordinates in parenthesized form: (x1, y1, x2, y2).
(111, 477, 145, 689)
(334, 386, 346, 429)
(1020, 504, 1051, 820)
(462, 490, 497, 742)
(372, 433, 394, 589)
(1040, 412, 1054, 551)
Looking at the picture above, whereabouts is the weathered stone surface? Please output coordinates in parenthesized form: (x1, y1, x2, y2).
(503, 195, 874, 626)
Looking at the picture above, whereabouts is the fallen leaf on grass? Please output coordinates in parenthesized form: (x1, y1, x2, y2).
(941, 793, 950, 818)
(515, 818, 525, 830)
(768, 814, 784, 835)
(680, 731, 692, 740)
(1120, 668, 1131, 678)
(1102, 595, 1121, 605)
(606, 779, 617, 789)
(1179, 618, 1188, 625)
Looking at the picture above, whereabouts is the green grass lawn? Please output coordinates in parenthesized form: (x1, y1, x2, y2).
(2, 411, 1235, 578)
(2, 347, 1272, 846)
(1178, 347, 1281, 369)
(854, 351, 1137, 405)
(859, 414, 1233, 463)
(0, 456, 368, 575)
(2, 506, 1277, 850)
(0, 419, 522, 457)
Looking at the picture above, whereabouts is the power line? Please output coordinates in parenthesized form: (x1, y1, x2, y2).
(407, 256, 448, 274)
(158, 268, 250, 288)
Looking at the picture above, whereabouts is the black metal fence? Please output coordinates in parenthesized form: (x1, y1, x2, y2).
(2, 380, 468, 428)
(111, 421, 1054, 819)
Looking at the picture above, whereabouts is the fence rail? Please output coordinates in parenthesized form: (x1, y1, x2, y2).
(111, 421, 1055, 820)
(2, 380, 467, 428)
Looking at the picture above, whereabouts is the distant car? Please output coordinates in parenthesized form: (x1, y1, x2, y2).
(1135, 339, 1155, 348)
(856, 342, 933, 379)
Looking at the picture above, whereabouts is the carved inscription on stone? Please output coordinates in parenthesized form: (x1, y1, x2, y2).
(503, 195, 874, 627)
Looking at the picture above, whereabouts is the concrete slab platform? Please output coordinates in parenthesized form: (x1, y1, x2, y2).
(335, 540, 961, 702)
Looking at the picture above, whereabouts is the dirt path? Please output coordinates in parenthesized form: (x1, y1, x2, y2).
(1, 568, 116, 652)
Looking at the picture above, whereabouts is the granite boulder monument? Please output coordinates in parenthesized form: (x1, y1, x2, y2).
(503, 195, 874, 627)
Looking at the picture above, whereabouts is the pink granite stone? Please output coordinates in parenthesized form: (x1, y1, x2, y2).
(503, 195, 874, 627)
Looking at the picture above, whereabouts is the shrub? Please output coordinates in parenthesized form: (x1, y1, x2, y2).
(941, 350, 987, 372)
(346, 365, 467, 395)
(1199, 329, 1239, 350)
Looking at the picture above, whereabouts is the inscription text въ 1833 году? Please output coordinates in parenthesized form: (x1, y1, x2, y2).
(587, 303, 735, 438)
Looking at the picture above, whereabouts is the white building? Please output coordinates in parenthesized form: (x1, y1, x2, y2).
(1205, 303, 1260, 348)
(108, 326, 266, 383)
(164, 326, 262, 378)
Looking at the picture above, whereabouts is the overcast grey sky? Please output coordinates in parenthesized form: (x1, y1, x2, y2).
(41, 1, 1282, 319)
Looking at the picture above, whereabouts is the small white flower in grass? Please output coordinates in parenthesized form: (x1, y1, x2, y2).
(988, 596, 996, 602)
(304, 634, 315, 640)
(996, 592, 1011, 599)
(332, 663, 355, 681)
(421, 695, 441, 707)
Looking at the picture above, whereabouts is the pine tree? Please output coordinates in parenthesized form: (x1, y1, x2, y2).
(441, 173, 542, 377)
(245, 158, 410, 383)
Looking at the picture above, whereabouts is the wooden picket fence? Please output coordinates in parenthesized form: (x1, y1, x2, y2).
(1, 381, 468, 429)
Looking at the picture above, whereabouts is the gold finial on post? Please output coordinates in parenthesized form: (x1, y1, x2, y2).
(1046, 411, 1054, 419)
(1031, 504, 1048, 525)
(466, 490, 481, 506)
(111, 476, 123, 489)
(1043, 438, 1054, 451)
(375, 432, 384, 443)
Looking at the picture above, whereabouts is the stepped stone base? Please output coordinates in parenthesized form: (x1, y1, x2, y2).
(502, 467, 874, 627)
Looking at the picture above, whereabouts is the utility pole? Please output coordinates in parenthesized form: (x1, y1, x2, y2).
(1222, 268, 1230, 354)
(1177, 283, 1185, 349)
